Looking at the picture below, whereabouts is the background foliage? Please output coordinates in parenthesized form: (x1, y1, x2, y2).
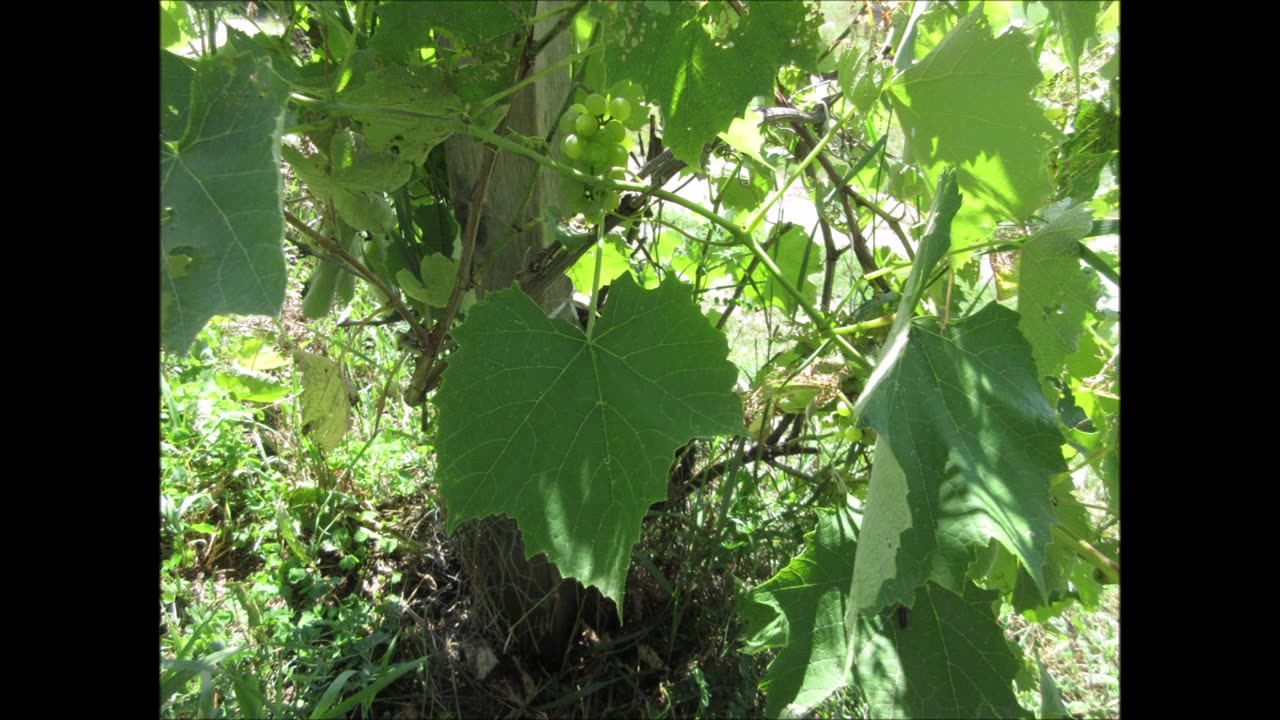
(161, 1, 1119, 717)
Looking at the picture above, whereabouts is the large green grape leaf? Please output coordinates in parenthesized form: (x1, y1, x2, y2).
(161, 54, 290, 354)
(434, 273, 743, 612)
(852, 303, 1063, 611)
(852, 582, 1027, 718)
(601, 1, 818, 167)
(888, 6, 1056, 248)
(739, 502, 862, 718)
(849, 170, 1063, 616)
(338, 65, 466, 162)
(1017, 201, 1100, 386)
(372, 1, 527, 63)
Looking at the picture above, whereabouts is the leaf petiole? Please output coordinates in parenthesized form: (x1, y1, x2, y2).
(586, 213, 606, 340)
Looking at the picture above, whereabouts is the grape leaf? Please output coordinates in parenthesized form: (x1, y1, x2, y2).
(717, 109, 773, 171)
(853, 301, 1063, 610)
(602, 1, 816, 167)
(852, 582, 1028, 718)
(739, 502, 862, 718)
(292, 351, 354, 453)
(566, 239, 631, 293)
(1044, 1, 1100, 82)
(161, 54, 290, 354)
(888, 6, 1056, 246)
(160, 5, 182, 49)
(338, 65, 466, 163)
(330, 128, 413, 194)
(850, 170, 1063, 616)
(280, 144, 332, 195)
(1017, 201, 1100, 386)
(435, 274, 743, 612)
(161, 50, 193, 142)
(836, 46, 891, 116)
(1038, 661, 1071, 719)
(372, 1, 526, 63)
(420, 253, 460, 308)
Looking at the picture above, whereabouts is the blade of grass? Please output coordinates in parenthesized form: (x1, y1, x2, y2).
(308, 669, 358, 719)
(320, 657, 428, 719)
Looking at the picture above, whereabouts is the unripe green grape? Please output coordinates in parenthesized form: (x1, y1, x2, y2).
(586, 142, 608, 168)
(559, 109, 581, 135)
(569, 103, 587, 114)
(575, 113, 598, 137)
(608, 96, 631, 122)
(843, 426, 864, 442)
(602, 120, 626, 144)
(585, 93, 608, 117)
(609, 168, 626, 181)
(609, 80, 641, 105)
(563, 178, 586, 198)
(608, 144, 629, 168)
(561, 134, 584, 159)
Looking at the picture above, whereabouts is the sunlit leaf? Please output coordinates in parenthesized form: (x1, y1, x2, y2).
(851, 172, 1064, 615)
(852, 582, 1028, 718)
(602, 1, 818, 166)
(435, 274, 742, 612)
(1017, 201, 1100, 386)
(1044, 1, 1101, 81)
(888, 6, 1057, 247)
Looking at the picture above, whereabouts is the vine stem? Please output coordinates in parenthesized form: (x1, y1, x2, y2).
(585, 214, 606, 339)
(527, 0, 591, 65)
(832, 313, 896, 336)
(283, 209, 432, 350)
(742, 100, 857, 236)
(476, 44, 600, 112)
(1051, 524, 1119, 584)
(404, 21, 544, 407)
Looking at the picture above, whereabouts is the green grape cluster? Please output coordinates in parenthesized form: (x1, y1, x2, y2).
(557, 90, 637, 217)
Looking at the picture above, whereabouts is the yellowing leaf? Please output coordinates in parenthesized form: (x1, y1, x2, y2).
(292, 351, 353, 453)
